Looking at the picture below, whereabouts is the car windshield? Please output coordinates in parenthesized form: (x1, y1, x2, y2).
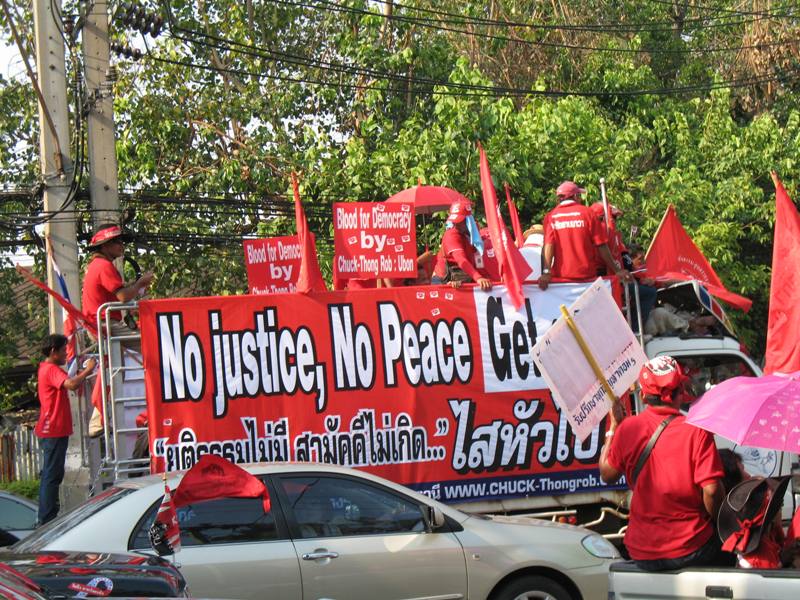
(12, 487, 133, 553)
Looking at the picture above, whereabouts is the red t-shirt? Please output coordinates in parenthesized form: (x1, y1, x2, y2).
(543, 200, 608, 279)
(82, 255, 124, 327)
(607, 405, 723, 561)
(36, 362, 72, 438)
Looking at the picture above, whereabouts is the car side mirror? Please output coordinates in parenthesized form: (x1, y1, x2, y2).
(423, 505, 446, 531)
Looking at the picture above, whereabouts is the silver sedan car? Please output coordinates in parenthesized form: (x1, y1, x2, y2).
(12, 463, 617, 600)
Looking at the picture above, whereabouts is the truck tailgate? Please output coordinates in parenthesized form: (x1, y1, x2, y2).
(610, 561, 800, 600)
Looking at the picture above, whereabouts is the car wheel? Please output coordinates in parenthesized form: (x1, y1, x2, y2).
(493, 575, 573, 600)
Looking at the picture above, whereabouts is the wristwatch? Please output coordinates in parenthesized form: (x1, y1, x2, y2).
(542, 268, 551, 274)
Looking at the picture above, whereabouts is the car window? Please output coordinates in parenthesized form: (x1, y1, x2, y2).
(677, 354, 757, 399)
(279, 476, 425, 538)
(0, 498, 37, 530)
(131, 496, 278, 549)
(13, 487, 134, 552)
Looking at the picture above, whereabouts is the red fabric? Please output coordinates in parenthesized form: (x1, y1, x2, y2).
(173, 454, 271, 513)
(504, 184, 524, 248)
(638, 356, 687, 403)
(292, 173, 327, 294)
(645, 205, 752, 312)
(89, 225, 122, 247)
(786, 505, 800, 546)
(15, 265, 97, 337)
(478, 231, 502, 281)
(543, 200, 608, 280)
(765, 175, 800, 374)
(722, 511, 766, 553)
(441, 228, 485, 281)
(82, 255, 124, 327)
(741, 523, 784, 569)
(346, 278, 377, 290)
(478, 144, 532, 308)
(36, 362, 72, 438)
(606, 405, 723, 561)
(155, 483, 182, 553)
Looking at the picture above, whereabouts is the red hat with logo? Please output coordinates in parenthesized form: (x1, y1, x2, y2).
(88, 224, 125, 249)
(638, 356, 688, 403)
(446, 201, 473, 223)
(556, 181, 587, 199)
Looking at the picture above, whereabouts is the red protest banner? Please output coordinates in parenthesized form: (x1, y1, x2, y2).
(333, 202, 416, 279)
(243, 236, 303, 295)
(139, 282, 625, 504)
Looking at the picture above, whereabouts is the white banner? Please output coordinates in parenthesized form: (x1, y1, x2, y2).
(475, 282, 595, 393)
(531, 279, 647, 441)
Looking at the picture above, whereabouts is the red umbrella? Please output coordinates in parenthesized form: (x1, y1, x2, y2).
(386, 185, 470, 215)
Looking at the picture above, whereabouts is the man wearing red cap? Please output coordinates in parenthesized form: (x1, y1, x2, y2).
(599, 356, 729, 570)
(435, 201, 492, 290)
(82, 224, 153, 333)
(539, 182, 630, 290)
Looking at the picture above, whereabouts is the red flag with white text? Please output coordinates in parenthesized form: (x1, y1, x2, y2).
(292, 173, 327, 294)
(173, 454, 271, 513)
(645, 204, 752, 312)
(764, 174, 800, 374)
(478, 145, 532, 309)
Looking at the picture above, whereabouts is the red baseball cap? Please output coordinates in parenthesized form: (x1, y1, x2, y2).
(447, 201, 473, 223)
(88, 224, 124, 248)
(639, 356, 688, 403)
(556, 181, 587, 199)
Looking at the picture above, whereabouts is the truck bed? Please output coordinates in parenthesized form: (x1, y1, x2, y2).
(609, 560, 800, 599)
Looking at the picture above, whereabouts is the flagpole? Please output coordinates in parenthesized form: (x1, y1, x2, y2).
(599, 178, 611, 239)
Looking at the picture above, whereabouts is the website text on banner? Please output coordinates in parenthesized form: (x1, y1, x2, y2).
(138, 282, 626, 504)
(333, 202, 417, 279)
(243, 236, 303, 295)
(531, 279, 647, 442)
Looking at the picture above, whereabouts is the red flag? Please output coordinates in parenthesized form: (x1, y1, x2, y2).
(149, 482, 181, 555)
(173, 454, 271, 513)
(292, 173, 327, 294)
(785, 497, 800, 547)
(645, 205, 752, 312)
(478, 144, 532, 309)
(765, 173, 800, 374)
(15, 265, 98, 337)
(504, 183, 524, 248)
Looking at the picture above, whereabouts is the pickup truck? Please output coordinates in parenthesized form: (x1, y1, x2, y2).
(609, 561, 800, 599)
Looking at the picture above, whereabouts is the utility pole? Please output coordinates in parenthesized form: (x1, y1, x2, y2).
(31, 0, 80, 331)
(82, 0, 120, 227)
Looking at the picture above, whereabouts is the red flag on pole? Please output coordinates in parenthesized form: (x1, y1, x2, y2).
(478, 144, 532, 309)
(504, 183, 524, 248)
(149, 481, 181, 555)
(292, 173, 327, 294)
(764, 173, 800, 374)
(15, 265, 98, 337)
(645, 205, 752, 312)
(172, 454, 271, 513)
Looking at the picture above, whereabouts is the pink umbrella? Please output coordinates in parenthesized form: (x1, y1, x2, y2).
(386, 186, 470, 215)
(686, 371, 800, 452)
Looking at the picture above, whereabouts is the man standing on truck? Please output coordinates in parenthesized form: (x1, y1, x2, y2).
(434, 201, 493, 290)
(598, 356, 730, 571)
(538, 181, 630, 290)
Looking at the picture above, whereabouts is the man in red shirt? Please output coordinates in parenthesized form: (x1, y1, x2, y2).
(599, 356, 729, 570)
(435, 201, 492, 290)
(37, 334, 96, 524)
(538, 181, 630, 290)
(82, 224, 153, 332)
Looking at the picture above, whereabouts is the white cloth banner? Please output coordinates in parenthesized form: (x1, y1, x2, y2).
(531, 279, 647, 441)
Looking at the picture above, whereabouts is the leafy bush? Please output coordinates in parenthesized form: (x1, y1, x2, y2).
(0, 479, 39, 500)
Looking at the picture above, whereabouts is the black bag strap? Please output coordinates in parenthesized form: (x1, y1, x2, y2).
(631, 415, 678, 488)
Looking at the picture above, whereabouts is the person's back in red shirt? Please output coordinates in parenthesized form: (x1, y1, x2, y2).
(543, 200, 608, 280)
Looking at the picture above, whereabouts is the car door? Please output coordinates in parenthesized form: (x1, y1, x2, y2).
(129, 490, 301, 600)
(275, 473, 467, 600)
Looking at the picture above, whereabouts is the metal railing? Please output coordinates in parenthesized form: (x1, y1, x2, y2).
(94, 300, 150, 485)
